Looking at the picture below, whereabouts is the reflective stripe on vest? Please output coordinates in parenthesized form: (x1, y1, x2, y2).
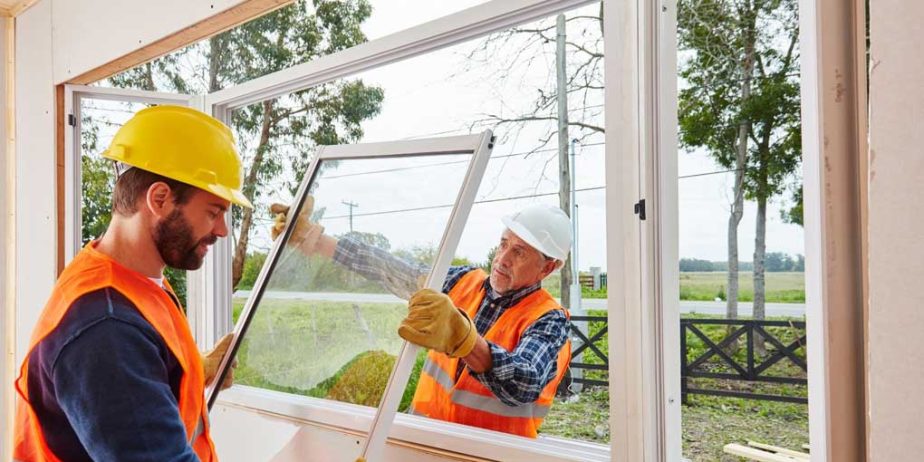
(420, 359, 551, 419)
(409, 269, 570, 437)
(13, 242, 216, 461)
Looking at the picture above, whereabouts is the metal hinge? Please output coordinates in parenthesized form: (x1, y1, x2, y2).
(68, 114, 76, 126)
(634, 199, 646, 220)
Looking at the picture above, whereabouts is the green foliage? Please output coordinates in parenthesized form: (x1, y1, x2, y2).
(237, 251, 267, 290)
(80, 154, 114, 244)
(678, 0, 802, 200)
(326, 350, 396, 406)
(479, 246, 497, 272)
(781, 184, 804, 226)
(680, 257, 719, 272)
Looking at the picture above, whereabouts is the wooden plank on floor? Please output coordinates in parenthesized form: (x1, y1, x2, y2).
(723, 443, 803, 462)
(747, 441, 811, 460)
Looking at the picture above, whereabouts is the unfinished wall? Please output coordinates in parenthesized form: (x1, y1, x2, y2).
(867, 1, 924, 460)
(0, 15, 12, 462)
(14, 0, 55, 364)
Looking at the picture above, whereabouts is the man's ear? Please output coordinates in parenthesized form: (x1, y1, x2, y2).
(542, 258, 562, 279)
(146, 182, 173, 218)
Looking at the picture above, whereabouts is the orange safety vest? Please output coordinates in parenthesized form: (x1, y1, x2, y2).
(13, 242, 216, 462)
(410, 269, 571, 438)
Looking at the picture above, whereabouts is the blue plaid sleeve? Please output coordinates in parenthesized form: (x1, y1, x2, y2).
(470, 309, 570, 406)
(332, 236, 471, 299)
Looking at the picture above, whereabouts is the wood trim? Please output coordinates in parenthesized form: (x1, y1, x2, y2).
(800, 0, 868, 459)
(55, 84, 64, 275)
(67, 0, 293, 85)
(854, 0, 871, 455)
(9, 0, 39, 17)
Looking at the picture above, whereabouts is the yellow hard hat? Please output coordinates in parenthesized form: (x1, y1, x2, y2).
(102, 105, 253, 209)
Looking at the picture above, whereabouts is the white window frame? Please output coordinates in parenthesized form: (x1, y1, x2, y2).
(62, 85, 196, 264)
(200, 0, 621, 460)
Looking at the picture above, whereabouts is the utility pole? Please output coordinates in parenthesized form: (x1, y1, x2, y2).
(342, 200, 359, 233)
(556, 14, 574, 311)
(557, 14, 585, 394)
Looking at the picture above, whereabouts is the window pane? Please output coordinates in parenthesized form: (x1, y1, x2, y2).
(233, 152, 473, 409)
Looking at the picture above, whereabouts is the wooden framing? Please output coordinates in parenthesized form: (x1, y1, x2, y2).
(799, 0, 868, 459)
(67, 0, 293, 85)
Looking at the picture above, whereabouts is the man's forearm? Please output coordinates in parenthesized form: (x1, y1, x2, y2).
(462, 336, 492, 373)
(315, 234, 338, 259)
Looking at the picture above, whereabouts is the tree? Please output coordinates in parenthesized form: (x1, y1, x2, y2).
(90, 0, 384, 293)
(781, 184, 803, 226)
(464, 6, 604, 307)
(678, 0, 801, 326)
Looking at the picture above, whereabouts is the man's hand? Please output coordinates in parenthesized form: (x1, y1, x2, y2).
(270, 196, 325, 256)
(398, 289, 478, 358)
(202, 333, 236, 390)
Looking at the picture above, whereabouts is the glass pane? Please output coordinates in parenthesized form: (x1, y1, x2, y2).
(79, 98, 191, 306)
(676, 0, 808, 459)
(233, 152, 473, 409)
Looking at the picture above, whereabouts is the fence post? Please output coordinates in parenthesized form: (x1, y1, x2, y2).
(590, 266, 601, 290)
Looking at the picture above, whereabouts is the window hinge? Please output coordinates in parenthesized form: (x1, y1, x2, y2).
(634, 199, 646, 220)
(67, 114, 76, 127)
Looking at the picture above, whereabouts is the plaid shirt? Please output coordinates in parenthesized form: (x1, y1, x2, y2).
(333, 235, 569, 406)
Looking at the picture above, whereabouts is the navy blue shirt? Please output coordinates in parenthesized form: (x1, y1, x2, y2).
(27, 287, 199, 461)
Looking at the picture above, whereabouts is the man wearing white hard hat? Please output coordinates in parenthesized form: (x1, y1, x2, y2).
(271, 202, 573, 438)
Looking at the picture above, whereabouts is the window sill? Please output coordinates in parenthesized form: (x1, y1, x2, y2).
(216, 386, 610, 462)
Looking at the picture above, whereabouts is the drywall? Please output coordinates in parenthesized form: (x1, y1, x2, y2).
(14, 0, 54, 364)
(51, 0, 289, 84)
(867, 1, 924, 460)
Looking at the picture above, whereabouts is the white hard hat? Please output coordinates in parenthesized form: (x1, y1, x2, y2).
(501, 204, 573, 261)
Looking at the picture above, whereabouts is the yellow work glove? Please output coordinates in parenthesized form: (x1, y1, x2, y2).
(398, 289, 478, 358)
(270, 196, 325, 256)
(202, 333, 236, 390)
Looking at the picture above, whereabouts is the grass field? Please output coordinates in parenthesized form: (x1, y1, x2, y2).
(679, 271, 805, 302)
(545, 271, 805, 303)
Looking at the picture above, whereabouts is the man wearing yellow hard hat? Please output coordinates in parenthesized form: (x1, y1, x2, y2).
(13, 106, 250, 461)
(272, 201, 573, 438)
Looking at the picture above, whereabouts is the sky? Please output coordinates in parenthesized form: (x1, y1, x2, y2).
(86, 0, 806, 272)
(346, 0, 806, 268)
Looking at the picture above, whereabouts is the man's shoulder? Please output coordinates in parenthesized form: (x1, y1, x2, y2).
(34, 288, 161, 371)
(442, 266, 484, 293)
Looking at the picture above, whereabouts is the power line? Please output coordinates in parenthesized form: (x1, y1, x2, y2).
(678, 167, 743, 179)
(319, 186, 606, 220)
(321, 142, 605, 180)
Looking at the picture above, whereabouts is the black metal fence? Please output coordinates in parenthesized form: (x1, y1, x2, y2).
(563, 315, 808, 404)
(681, 318, 807, 403)
(567, 314, 609, 388)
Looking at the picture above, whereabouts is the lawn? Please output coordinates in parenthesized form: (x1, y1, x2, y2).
(544, 271, 805, 303)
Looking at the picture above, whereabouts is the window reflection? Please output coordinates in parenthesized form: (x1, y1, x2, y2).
(234, 153, 471, 408)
